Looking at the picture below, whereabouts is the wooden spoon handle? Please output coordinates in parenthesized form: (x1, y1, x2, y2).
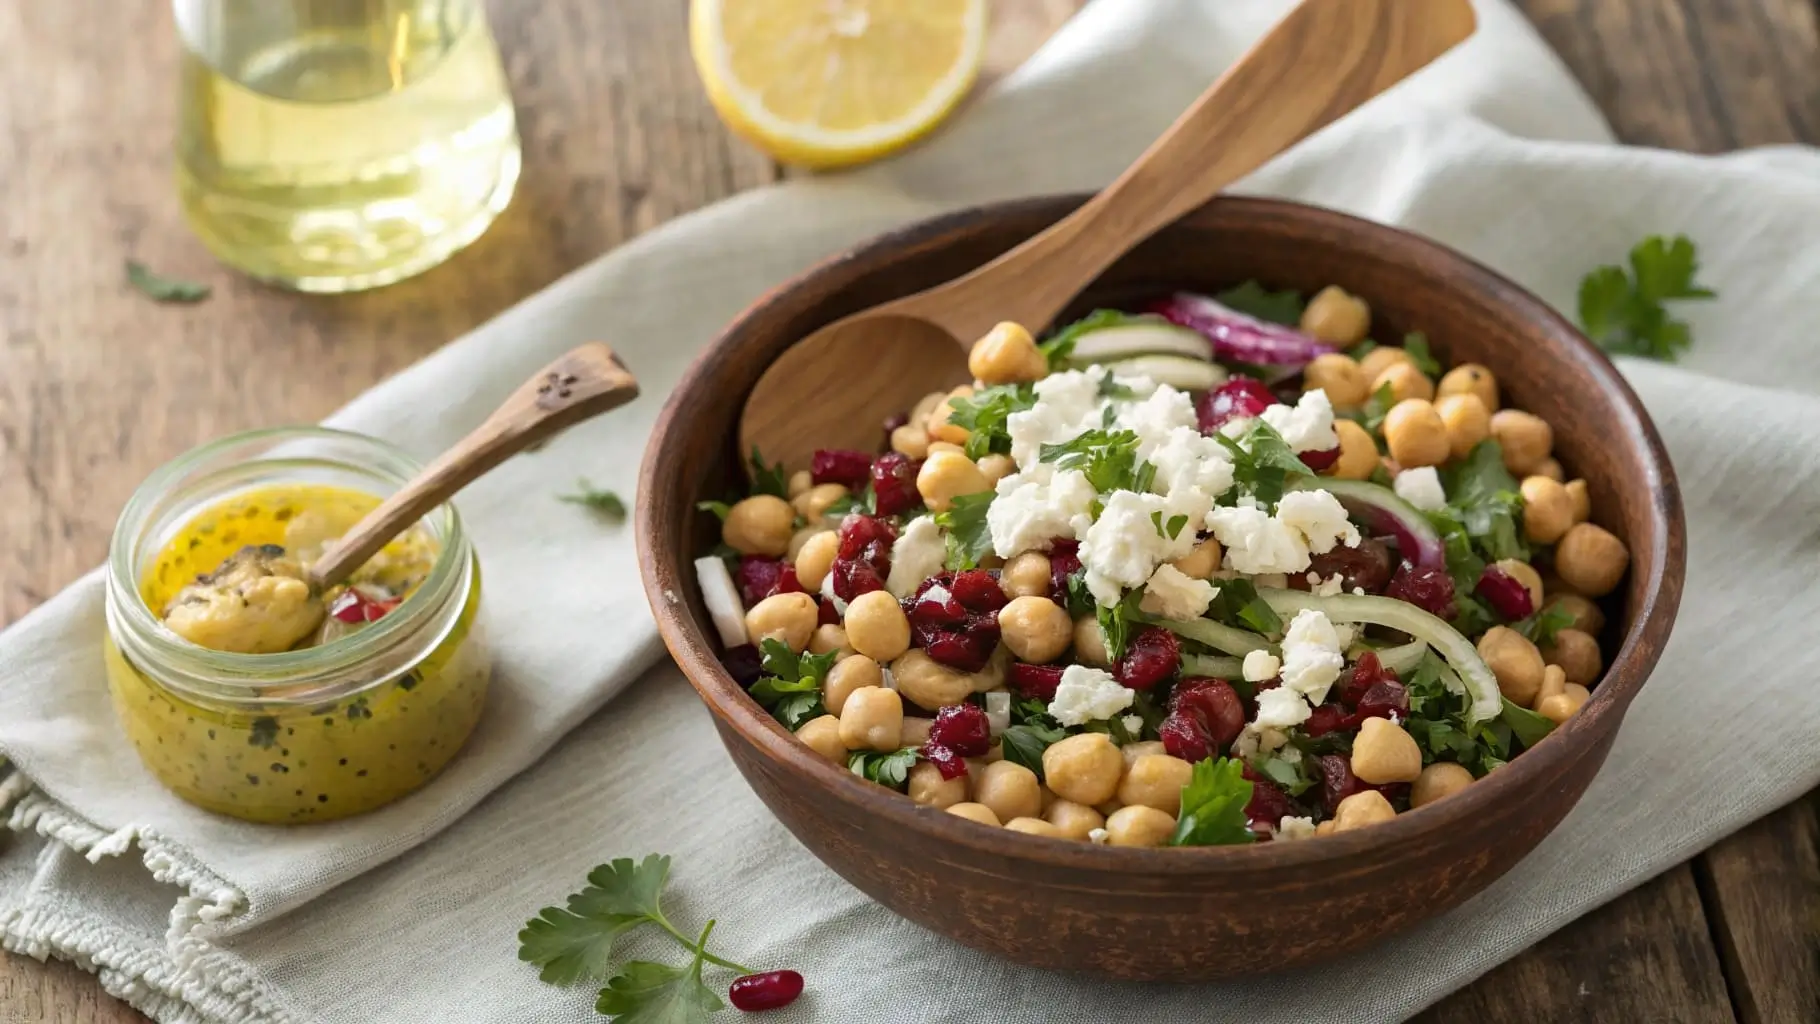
(308, 342, 639, 589)
(905, 0, 1476, 342)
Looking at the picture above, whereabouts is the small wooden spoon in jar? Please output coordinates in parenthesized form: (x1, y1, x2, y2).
(737, 0, 1476, 473)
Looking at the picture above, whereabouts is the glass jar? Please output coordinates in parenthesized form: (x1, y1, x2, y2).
(104, 428, 491, 824)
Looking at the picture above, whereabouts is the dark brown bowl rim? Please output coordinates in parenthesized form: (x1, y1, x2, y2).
(638, 194, 1686, 876)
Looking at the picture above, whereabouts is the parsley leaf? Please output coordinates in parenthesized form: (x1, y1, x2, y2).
(1150, 510, 1190, 541)
(1442, 440, 1529, 563)
(1169, 757, 1257, 846)
(823, 484, 875, 518)
(1354, 381, 1398, 435)
(560, 479, 627, 521)
(1253, 752, 1314, 796)
(1500, 696, 1556, 750)
(1095, 589, 1145, 662)
(1401, 653, 1510, 776)
(1401, 332, 1442, 376)
(748, 448, 790, 499)
(1577, 234, 1715, 362)
(848, 747, 920, 789)
(747, 639, 836, 729)
(695, 500, 732, 521)
(935, 492, 995, 570)
(947, 383, 1037, 460)
(1214, 418, 1307, 505)
(1206, 578, 1282, 635)
(519, 907, 646, 986)
(125, 260, 211, 303)
(1040, 428, 1147, 494)
(1214, 280, 1305, 326)
(595, 957, 722, 1022)
(1039, 309, 1160, 369)
(1515, 601, 1576, 648)
(1000, 718, 1066, 780)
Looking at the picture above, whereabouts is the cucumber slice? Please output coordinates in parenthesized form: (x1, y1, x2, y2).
(1105, 354, 1229, 392)
(1064, 322, 1211, 365)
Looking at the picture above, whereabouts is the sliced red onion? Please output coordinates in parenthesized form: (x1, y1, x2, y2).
(1146, 293, 1338, 371)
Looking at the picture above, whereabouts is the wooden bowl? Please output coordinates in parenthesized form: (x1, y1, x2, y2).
(636, 196, 1685, 980)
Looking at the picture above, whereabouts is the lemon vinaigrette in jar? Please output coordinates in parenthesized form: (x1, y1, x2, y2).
(174, 0, 520, 291)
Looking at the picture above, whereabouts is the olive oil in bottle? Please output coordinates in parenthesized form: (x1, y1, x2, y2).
(174, 0, 520, 292)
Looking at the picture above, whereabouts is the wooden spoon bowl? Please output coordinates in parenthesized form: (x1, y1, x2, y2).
(637, 196, 1685, 979)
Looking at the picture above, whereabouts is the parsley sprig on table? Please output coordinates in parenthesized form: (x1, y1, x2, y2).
(519, 854, 755, 1022)
(560, 479, 628, 521)
(1578, 234, 1715, 361)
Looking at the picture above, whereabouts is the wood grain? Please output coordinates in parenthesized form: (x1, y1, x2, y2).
(2, 0, 1817, 1019)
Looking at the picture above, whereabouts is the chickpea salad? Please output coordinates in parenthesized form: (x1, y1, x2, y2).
(694, 281, 1631, 847)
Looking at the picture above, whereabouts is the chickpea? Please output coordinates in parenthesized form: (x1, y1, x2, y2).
(1489, 409, 1553, 475)
(909, 390, 948, 429)
(793, 530, 840, 591)
(822, 654, 880, 715)
(1005, 817, 1064, 838)
(1041, 733, 1124, 806)
(1332, 790, 1396, 832)
(1565, 479, 1591, 524)
(900, 716, 935, 747)
(808, 623, 854, 659)
(1491, 558, 1544, 612)
(1383, 399, 1450, 468)
(998, 596, 1073, 663)
(1105, 805, 1176, 847)
(1477, 626, 1546, 707)
(787, 470, 813, 499)
(974, 760, 1042, 823)
(1314, 820, 1338, 837)
(1537, 682, 1592, 724)
(1536, 458, 1565, 482)
(1116, 754, 1194, 815)
(721, 495, 794, 557)
(1000, 552, 1052, 598)
(1520, 476, 1574, 545)
(1120, 740, 1167, 769)
(977, 453, 1017, 488)
(1044, 800, 1106, 840)
(1436, 363, 1499, 411)
(1350, 717, 1423, 784)
(1303, 353, 1371, 407)
(1329, 419, 1380, 481)
(916, 450, 990, 514)
(968, 322, 1048, 385)
(1166, 536, 1223, 580)
(926, 386, 976, 445)
(946, 802, 1001, 827)
(890, 649, 975, 711)
(907, 761, 968, 809)
(795, 715, 846, 762)
(792, 483, 848, 524)
(1095, 798, 1124, 818)
(1072, 617, 1111, 668)
(1435, 393, 1491, 462)
(1410, 762, 1475, 808)
(844, 590, 911, 661)
(745, 592, 818, 652)
(1555, 523, 1630, 597)
(927, 441, 965, 456)
(838, 686, 903, 752)
(1537, 663, 1567, 704)
(889, 423, 930, 460)
(1544, 628, 1603, 685)
(786, 525, 829, 562)
(1358, 346, 1411, 382)
(969, 643, 1012, 695)
(1299, 285, 1371, 345)
(1372, 361, 1435, 404)
(1544, 593, 1606, 635)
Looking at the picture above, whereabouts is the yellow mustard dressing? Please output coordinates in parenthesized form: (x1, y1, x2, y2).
(105, 483, 490, 824)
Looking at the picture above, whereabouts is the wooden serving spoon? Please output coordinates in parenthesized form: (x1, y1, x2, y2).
(307, 342, 640, 590)
(738, 0, 1476, 473)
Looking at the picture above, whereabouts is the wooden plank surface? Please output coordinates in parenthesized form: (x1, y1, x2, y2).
(2, 1, 1817, 1022)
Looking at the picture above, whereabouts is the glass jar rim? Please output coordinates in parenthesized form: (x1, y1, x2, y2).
(106, 425, 471, 705)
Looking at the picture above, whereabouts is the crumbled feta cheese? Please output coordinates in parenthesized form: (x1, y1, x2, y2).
(1148, 426, 1234, 511)
(820, 571, 848, 615)
(1117, 384, 1198, 460)
(1047, 665, 1136, 726)
(1352, 586, 1367, 596)
(1006, 367, 1108, 468)
(1242, 650, 1281, 683)
(1232, 723, 1290, 759)
(1254, 686, 1311, 729)
(1206, 502, 1310, 576)
(886, 516, 948, 598)
(1280, 609, 1345, 705)
(1088, 828, 1110, 844)
(1276, 815, 1318, 841)
(1275, 489, 1361, 554)
(1080, 489, 1175, 604)
(1394, 465, 1448, 512)
(1312, 573, 1345, 597)
(987, 463, 1097, 559)
(1138, 563, 1218, 620)
(1259, 389, 1339, 453)
(1120, 714, 1145, 735)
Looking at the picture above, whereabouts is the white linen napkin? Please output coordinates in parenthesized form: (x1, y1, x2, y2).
(5, 1, 1819, 1020)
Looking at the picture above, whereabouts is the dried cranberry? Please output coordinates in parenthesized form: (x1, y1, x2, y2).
(1304, 703, 1360, 738)
(1170, 678, 1245, 749)
(870, 452, 922, 516)
(1385, 560, 1456, 619)
(829, 558, 884, 602)
(816, 597, 840, 626)
(1475, 565, 1536, 620)
(1337, 651, 1397, 707)
(921, 742, 969, 781)
(907, 571, 1006, 672)
(811, 449, 873, 487)
(1299, 445, 1341, 472)
(1158, 712, 1213, 763)
(837, 514, 896, 564)
(1008, 663, 1065, 700)
(1114, 626, 1180, 690)
(728, 970, 804, 1012)
(721, 644, 764, 687)
(907, 577, 967, 626)
(1356, 680, 1409, 722)
(1316, 754, 1367, 814)
(1048, 539, 1082, 601)
(921, 630, 995, 672)
(735, 557, 800, 607)
(1292, 537, 1393, 595)
(928, 703, 991, 756)
(1195, 376, 1276, 433)
(948, 569, 1008, 613)
(1241, 766, 1293, 834)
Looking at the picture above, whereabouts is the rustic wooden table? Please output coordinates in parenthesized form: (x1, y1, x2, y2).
(2, 1, 1816, 1021)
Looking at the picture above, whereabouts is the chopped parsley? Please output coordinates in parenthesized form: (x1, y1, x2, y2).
(126, 260, 211, 303)
(935, 491, 994, 570)
(1214, 280, 1305, 326)
(748, 447, 790, 499)
(1400, 332, 1442, 375)
(560, 479, 627, 521)
(1095, 589, 1145, 662)
(1169, 757, 1256, 846)
(1039, 428, 1151, 495)
(999, 696, 1066, 779)
(1578, 234, 1715, 362)
(1206, 578, 1282, 635)
(695, 500, 732, 521)
(946, 383, 1037, 459)
(1515, 601, 1576, 648)
(848, 747, 920, 790)
(746, 639, 837, 730)
(1214, 418, 1307, 505)
(1398, 652, 1557, 776)
(1441, 440, 1528, 564)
